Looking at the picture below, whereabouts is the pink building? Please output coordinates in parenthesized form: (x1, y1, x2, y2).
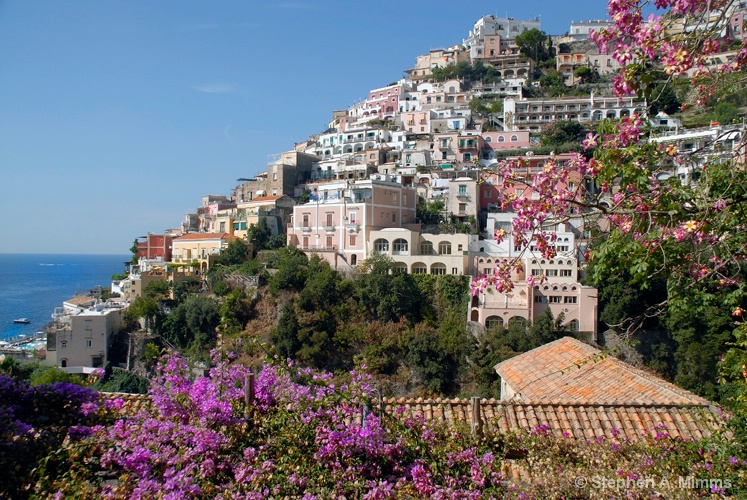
(286, 179, 417, 271)
(478, 153, 578, 211)
(401, 110, 431, 134)
(364, 83, 404, 120)
(468, 281, 597, 337)
(481, 130, 531, 151)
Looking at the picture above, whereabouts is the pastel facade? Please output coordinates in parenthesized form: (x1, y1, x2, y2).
(171, 233, 242, 272)
(401, 110, 431, 134)
(406, 47, 470, 80)
(46, 301, 126, 372)
(504, 96, 644, 132)
(364, 83, 405, 120)
(233, 151, 317, 202)
(216, 195, 296, 240)
(287, 179, 417, 271)
(447, 177, 479, 222)
(469, 281, 597, 337)
(369, 228, 476, 275)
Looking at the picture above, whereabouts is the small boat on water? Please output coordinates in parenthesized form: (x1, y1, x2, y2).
(13, 318, 31, 324)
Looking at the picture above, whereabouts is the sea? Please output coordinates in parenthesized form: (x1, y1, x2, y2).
(0, 254, 130, 343)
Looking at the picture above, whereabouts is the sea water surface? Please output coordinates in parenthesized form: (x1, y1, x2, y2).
(0, 254, 129, 342)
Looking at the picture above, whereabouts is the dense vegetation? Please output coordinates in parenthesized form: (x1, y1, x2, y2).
(2, 352, 744, 499)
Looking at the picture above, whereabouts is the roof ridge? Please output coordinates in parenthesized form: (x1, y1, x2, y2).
(600, 350, 710, 404)
(493, 336, 597, 371)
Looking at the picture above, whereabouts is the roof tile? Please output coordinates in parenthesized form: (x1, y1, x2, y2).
(494, 337, 710, 406)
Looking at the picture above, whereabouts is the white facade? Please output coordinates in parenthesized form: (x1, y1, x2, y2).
(46, 301, 127, 372)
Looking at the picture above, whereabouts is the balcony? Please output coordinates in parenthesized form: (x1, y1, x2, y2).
(456, 193, 471, 200)
(302, 245, 337, 252)
(345, 222, 360, 232)
(301, 225, 312, 232)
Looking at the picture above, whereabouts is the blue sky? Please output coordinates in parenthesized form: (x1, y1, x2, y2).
(0, 1, 611, 254)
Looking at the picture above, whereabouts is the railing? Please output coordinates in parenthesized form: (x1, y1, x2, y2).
(302, 245, 337, 252)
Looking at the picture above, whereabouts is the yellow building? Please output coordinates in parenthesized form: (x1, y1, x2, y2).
(171, 232, 243, 272)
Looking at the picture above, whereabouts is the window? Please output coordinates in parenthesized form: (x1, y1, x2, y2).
(484, 190, 492, 198)
(486, 316, 503, 331)
(412, 263, 427, 274)
(532, 269, 543, 276)
(349, 212, 357, 223)
(439, 241, 451, 255)
(326, 213, 333, 227)
(374, 239, 389, 253)
(350, 235, 356, 246)
(568, 319, 579, 331)
(392, 213, 396, 223)
(534, 295, 547, 303)
(510, 135, 518, 142)
(546, 269, 558, 277)
(431, 264, 446, 275)
(302, 214, 310, 228)
(560, 269, 573, 277)
(458, 203, 467, 213)
(420, 241, 434, 255)
(548, 296, 562, 303)
(458, 244, 463, 252)
(458, 185, 467, 196)
(85, 339, 93, 348)
(393, 239, 408, 254)
(564, 296, 578, 304)
(61, 341, 67, 349)
(452, 267, 459, 274)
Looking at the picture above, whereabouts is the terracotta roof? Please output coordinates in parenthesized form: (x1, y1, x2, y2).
(173, 232, 238, 242)
(65, 296, 96, 306)
(247, 195, 284, 203)
(99, 393, 725, 442)
(381, 398, 725, 442)
(494, 337, 710, 406)
(99, 392, 153, 414)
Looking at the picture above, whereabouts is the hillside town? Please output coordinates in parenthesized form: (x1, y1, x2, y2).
(4, 2, 747, 497)
(9, 7, 744, 378)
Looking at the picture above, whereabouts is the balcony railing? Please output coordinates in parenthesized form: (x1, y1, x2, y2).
(302, 245, 337, 252)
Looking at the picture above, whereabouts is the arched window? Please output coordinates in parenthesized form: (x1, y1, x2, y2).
(486, 316, 503, 331)
(393, 262, 408, 273)
(393, 238, 409, 254)
(510, 135, 519, 142)
(438, 241, 451, 255)
(485, 136, 492, 143)
(420, 241, 434, 255)
(374, 238, 389, 253)
(498, 135, 505, 142)
(412, 262, 427, 274)
(567, 319, 579, 331)
(61, 359, 67, 368)
(61, 341, 67, 349)
(431, 263, 447, 275)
